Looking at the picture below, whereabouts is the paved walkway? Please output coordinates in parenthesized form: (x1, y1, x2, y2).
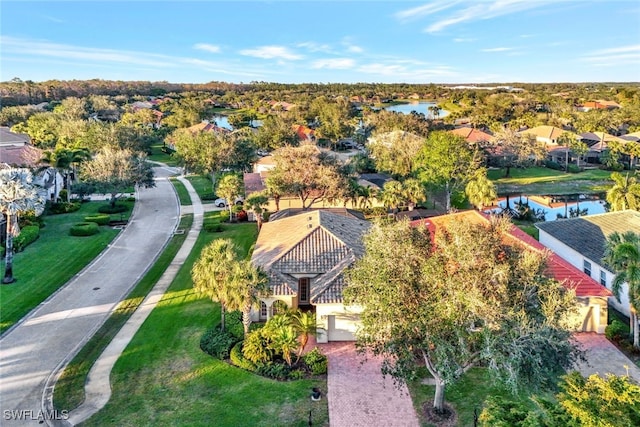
(320, 342, 420, 427)
(0, 165, 180, 426)
(574, 332, 640, 382)
(56, 176, 203, 426)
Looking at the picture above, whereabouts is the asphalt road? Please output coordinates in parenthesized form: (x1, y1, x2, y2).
(0, 166, 179, 426)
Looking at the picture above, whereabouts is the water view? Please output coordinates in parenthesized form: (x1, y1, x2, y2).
(384, 101, 449, 118)
(488, 195, 607, 221)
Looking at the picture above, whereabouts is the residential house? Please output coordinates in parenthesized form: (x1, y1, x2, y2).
(250, 209, 371, 342)
(579, 131, 627, 164)
(449, 127, 493, 144)
(0, 127, 42, 168)
(293, 125, 316, 143)
(577, 100, 621, 112)
(536, 210, 639, 322)
(519, 125, 566, 145)
(414, 210, 611, 333)
(621, 131, 640, 142)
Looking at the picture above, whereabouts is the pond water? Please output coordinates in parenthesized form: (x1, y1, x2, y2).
(384, 101, 449, 118)
(212, 115, 262, 130)
(487, 195, 607, 221)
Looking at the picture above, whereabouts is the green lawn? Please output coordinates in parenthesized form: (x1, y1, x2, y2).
(147, 143, 179, 166)
(408, 368, 541, 427)
(488, 167, 613, 195)
(186, 174, 217, 201)
(72, 219, 328, 426)
(0, 201, 132, 333)
(169, 177, 192, 206)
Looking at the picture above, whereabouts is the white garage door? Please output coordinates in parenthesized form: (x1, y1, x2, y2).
(327, 314, 358, 341)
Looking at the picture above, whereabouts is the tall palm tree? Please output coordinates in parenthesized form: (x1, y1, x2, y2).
(603, 231, 640, 348)
(233, 260, 269, 337)
(293, 310, 317, 362)
(402, 178, 426, 211)
(357, 185, 377, 210)
(244, 191, 269, 229)
(606, 172, 640, 211)
(465, 169, 497, 210)
(1, 168, 45, 284)
(191, 239, 239, 332)
(381, 180, 404, 214)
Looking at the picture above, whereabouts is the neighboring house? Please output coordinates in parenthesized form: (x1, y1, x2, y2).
(621, 131, 640, 142)
(186, 121, 230, 134)
(519, 125, 566, 145)
(449, 127, 493, 144)
(536, 211, 639, 322)
(577, 100, 621, 112)
(414, 210, 611, 333)
(253, 155, 276, 174)
(33, 167, 64, 201)
(579, 131, 627, 163)
(0, 127, 42, 168)
(293, 125, 316, 143)
(250, 209, 371, 342)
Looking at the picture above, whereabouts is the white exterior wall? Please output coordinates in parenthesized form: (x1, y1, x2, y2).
(538, 229, 628, 317)
(315, 304, 362, 343)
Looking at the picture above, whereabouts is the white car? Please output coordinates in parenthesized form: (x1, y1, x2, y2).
(214, 197, 244, 208)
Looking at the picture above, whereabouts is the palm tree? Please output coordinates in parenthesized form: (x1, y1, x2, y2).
(233, 260, 269, 337)
(381, 180, 404, 215)
(603, 231, 640, 348)
(1, 168, 45, 283)
(293, 310, 317, 362)
(606, 172, 640, 211)
(191, 239, 239, 332)
(465, 169, 497, 210)
(244, 191, 269, 229)
(216, 173, 244, 221)
(270, 325, 299, 366)
(357, 185, 377, 210)
(402, 178, 426, 211)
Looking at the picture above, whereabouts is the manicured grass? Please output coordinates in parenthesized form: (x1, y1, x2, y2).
(77, 222, 328, 426)
(408, 368, 539, 427)
(488, 167, 613, 195)
(186, 174, 217, 201)
(0, 201, 133, 333)
(54, 214, 194, 410)
(512, 220, 540, 240)
(169, 177, 192, 206)
(147, 143, 179, 166)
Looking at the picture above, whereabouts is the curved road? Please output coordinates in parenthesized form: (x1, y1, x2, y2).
(0, 166, 179, 426)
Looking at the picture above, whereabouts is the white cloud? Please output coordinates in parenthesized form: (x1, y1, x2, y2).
(297, 42, 334, 53)
(239, 45, 302, 60)
(581, 44, 640, 67)
(193, 43, 221, 53)
(481, 47, 514, 52)
(395, 2, 462, 22)
(311, 58, 355, 70)
(347, 45, 363, 53)
(453, 37, 476, 43)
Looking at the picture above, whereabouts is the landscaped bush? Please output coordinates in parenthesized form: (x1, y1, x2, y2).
(236, 210, 248, 222)
(255, 362, 291, 380)
(84, 214, 110, 225)
(13, 225, 40, 252)
(242, 329, 274, 364)
(200, 326, 237, 359)
(48, 201, 81, 215)
(605, 319, 630, 342)
(219, 210, 230, 223)
(230, 342, 257, 372)
(544, 160, 564, 171)
(70, 222, 99, 236)
(566, 164, 582, 173)
(98, 204, 128, 214)
(303, 348, 328, 375)
(203, 217, 224, 233)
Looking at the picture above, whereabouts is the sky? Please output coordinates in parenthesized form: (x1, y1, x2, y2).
(1, 1, 639, 84)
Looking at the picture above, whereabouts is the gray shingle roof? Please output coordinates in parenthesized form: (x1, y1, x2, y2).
(535, 210, 640, 264)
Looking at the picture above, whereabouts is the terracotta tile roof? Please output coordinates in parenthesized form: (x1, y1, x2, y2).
(411, 210, 610, 297)
(243, 172, 266, 194)
(251, 210, 370, 303)
(0, 128, 42, 167)
(450, 127, 493, 143)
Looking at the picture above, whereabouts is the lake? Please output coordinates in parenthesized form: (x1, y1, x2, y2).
(488, 195, 607, 222)
(384, 102, 449, 118)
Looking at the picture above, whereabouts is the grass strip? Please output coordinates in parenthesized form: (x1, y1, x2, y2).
(169, 177, 192, 206)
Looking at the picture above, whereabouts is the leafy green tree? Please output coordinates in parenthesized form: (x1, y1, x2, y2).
(603, 231, 640, 348)
(402, 178, 426, 211)
(345, 218, 579, 413)
(414, 131, 482, 211)
(465, 169, 497, 210)
(367, 130, 424, 177)
(79, 146, 155, 207)
(216, 173, 244, 220)
(254, 114, 298, 150)
(491, 127, 546, 177)
(0, 168, 45, 283)
(606, 172, 640, 211)
(557, 132, 588, 171)
(268, 144, 349, 209)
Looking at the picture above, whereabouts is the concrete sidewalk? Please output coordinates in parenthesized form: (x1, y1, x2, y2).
(0, 167, 179, 426)
(60, 176, 203, 425)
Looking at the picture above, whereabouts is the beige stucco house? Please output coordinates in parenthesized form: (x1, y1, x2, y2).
(250, 209, 370, 342)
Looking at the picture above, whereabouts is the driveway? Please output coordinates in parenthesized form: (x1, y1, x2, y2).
(0, 166, 179, 426)
(321, 342, 420, 427)
(574, 332, 640, 382)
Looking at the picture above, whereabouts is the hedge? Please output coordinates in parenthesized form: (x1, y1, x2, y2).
(200, 327, 237, 359)
(70, 222, 100, 236)
(48, 201, 81, 215)
(230, 342, 257, 372)
(13, 225, 40, 252)
(84, 214, 111, 225)
(98, 204, 128, 214)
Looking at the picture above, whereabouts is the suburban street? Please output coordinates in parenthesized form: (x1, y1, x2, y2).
(0, 166, 179, 426)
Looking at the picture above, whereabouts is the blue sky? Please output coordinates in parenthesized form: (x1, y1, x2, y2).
(1, 1, 639, 84)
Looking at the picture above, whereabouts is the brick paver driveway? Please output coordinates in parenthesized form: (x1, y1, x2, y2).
(320, 342, 420, 427)
(574, 333, 640, 382)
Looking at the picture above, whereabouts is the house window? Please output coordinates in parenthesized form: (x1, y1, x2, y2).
(260, 301, 268, 318)
(583, 260, 592, 276)
(600, 270, 607, 286)
(299, 278, 310, 304)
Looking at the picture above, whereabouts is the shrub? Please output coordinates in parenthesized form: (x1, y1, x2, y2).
(255, 362, 290, 380)
(203, 218, 224, 233)
(566, 164, 582, 173)
(48, 201, 81, 214)
(303, 348, 328, 375)
(84, 214, 110, 226)
(544, 160, 564, 171)
(242, 329, 273, 364)
(219, 210, 230, 223)
(13, 225, 40, 252)
(230, 342, 257, 372)
(59, 189, 68, 201)
(70, 222, 99, 236)
(236, 210, 248, 222)
(126, 196, 135, 202)
(200, 327, 236, 359)
(98, 204, 128, 214)
(606, 319, 630, 342)
(288, 369, 305, 380)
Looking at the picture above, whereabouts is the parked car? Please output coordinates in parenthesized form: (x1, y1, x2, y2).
(214, 197, 244, 208)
